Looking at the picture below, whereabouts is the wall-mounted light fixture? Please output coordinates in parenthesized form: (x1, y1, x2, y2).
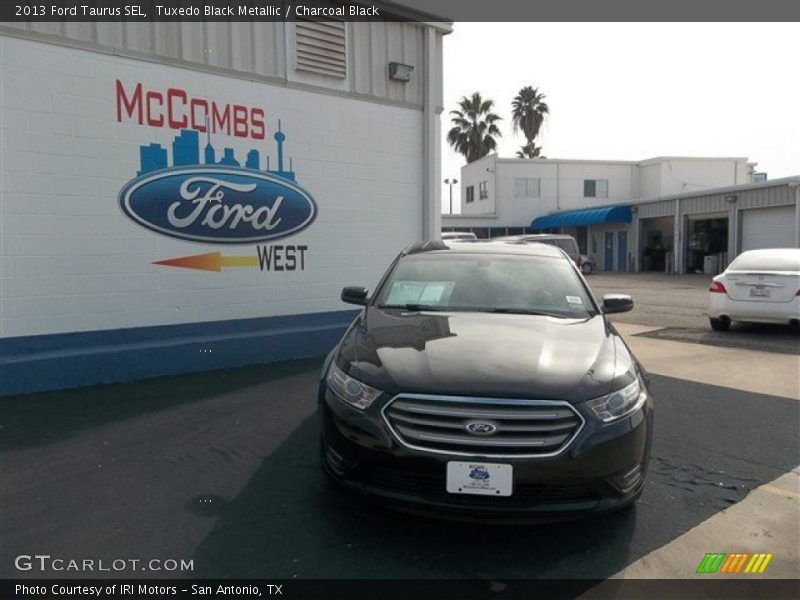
(724, 194, 738, 203)
(388, 62, 414, 82)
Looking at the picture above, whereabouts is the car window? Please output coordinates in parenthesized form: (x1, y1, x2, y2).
(376, 254, 594, 317)
(442, 233, 477, 241)
(728, 252, 800, 272)
(552, 239, 579, 259)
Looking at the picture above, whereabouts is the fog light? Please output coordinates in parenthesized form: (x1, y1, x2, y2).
(609, 464, 643, 494)
(325, 446, 358, 475)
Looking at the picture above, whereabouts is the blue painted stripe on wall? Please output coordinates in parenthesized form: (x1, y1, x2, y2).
(0, 310, 360, 396)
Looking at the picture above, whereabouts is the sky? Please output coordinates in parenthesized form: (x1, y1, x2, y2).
(440, 23, 800, 213)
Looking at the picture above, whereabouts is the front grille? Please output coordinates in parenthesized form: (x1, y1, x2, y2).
(382, 394, 584, 457)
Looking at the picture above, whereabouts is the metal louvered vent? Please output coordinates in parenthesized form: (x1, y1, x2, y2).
(295, 19, 347, 79)
(382, 394, 585, 458)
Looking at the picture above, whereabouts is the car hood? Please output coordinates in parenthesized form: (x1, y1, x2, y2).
(336, 307, 636, 403)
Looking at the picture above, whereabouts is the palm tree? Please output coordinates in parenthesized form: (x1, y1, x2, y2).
(511, 86, 549, 157)
(447, 92, 502, 163)
(516, 142, 545, 159)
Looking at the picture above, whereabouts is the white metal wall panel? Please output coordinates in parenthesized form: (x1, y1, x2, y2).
(740, 205, 797, 251)
(1, 21, 426, 106)
(681, 194, 727, 215)
(737, 185, 793, 210)
(636, 199, 674, 219)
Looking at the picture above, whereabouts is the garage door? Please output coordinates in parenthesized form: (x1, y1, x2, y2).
(740, 205, 797, 251)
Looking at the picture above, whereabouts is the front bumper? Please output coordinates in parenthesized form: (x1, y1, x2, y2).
(319, 384, 653, 521)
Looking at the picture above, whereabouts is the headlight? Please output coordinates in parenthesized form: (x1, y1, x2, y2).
(326, 363, 382, 410)
(585, 378, 645, 422)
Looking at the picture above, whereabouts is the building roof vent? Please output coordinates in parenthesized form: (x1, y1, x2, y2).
(295, 19, 347, 79)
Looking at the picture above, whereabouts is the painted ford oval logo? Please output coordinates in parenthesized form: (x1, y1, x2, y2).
(465, 421, 497, 435)
(119, 166, 317, 244)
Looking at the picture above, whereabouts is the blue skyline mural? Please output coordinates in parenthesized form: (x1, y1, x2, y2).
(137, 122, 295, 181)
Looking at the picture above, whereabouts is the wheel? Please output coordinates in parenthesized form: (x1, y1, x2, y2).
(709, 317, 730, 331)
(581, 262, 593, 275)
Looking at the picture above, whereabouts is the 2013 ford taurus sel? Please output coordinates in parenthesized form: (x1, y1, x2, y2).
(319, 239, 653, 520)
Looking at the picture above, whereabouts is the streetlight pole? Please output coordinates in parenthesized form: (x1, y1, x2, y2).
(443, 178, 458, 214)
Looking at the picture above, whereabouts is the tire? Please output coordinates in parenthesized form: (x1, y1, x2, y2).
(709, 317, 730, 331)
(581, 262, 593, 275)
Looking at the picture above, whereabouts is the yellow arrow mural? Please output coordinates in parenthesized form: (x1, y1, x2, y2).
(153, 252, 258, 272)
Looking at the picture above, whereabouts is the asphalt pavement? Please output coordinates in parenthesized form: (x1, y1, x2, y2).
(591, 272, 800, 355)
(1, 360, 797, 579)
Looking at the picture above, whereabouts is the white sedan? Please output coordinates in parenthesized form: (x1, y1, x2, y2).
(708, 248, 800, 331)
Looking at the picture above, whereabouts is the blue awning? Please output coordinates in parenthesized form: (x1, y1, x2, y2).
(530, 205, 632, 229)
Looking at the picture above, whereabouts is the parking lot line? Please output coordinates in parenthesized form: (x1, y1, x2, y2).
(614, 323, 800, 400)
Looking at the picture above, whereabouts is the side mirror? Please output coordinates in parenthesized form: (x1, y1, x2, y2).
(602, 294, 634, 314)
(341, 286, 370, 306)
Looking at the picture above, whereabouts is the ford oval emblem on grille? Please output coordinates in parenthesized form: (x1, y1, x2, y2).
(465, 421, 497, 435)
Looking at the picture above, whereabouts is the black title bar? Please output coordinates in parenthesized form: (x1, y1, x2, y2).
(3, 579, 800, 600)
(2, 0, 800, 22)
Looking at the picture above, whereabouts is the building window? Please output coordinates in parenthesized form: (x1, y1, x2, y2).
(295, 19, 347, 79)
(479, 181, 488, 199)
(465, 185, 475, 203)
(584, 179, 608, 198)
(514, 178, 541, 198)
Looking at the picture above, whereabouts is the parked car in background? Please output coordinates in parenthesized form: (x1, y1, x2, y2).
(320, 239, 653, 520)
(495, 234, 585, 271)
(707, 248, 800, 331)
(441, 231, 478, 241)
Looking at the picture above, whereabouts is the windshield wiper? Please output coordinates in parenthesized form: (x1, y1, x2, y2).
(378, 303, 448, 311)
(484, 308, 571, 318)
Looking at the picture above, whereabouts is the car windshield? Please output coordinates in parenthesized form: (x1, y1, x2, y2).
(376, 253, 595, 318)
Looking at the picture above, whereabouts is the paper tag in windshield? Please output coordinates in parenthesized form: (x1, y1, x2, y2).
(566, 295, 583, 305)
(386, 281, 454, 305)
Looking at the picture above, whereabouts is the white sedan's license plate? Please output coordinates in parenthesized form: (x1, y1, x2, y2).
(446, 461, 512, 496)
(750, 287, 770, 297)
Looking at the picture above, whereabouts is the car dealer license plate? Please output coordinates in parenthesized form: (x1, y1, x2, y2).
(750, 287, 770, 297)
(446, 462, 513, 496)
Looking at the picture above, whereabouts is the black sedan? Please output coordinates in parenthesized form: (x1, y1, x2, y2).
(319, 239, 653, 520)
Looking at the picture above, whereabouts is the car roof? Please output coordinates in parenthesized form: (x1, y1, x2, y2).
(494, 234, 576, 241)
(737, 248, 800, 258)
(402, 239, 569, 258)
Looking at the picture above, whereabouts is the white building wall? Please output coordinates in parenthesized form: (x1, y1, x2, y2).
(650, 158, 753, 196)
(637, 162, 662, 198)
(460, 154, 497, 215)
(0, 35, 426, 338)
(445, 155, 755, 233)
(452, 157, 637, 228)
(494, 160, 556, 224)
(554, 162, 635, 211)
